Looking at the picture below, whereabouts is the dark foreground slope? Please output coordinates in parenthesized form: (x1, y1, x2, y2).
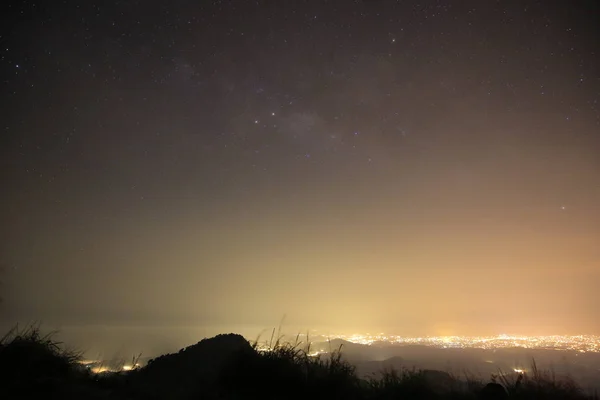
(0, 327, 596, 400)
(0, 326, 123, 399)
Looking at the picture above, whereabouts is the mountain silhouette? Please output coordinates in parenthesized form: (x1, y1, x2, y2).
(134, 333, 253, 399)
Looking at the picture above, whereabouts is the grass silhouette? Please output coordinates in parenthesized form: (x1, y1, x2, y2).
(0, 324, 597, 400)
(0, 324, 120, 399)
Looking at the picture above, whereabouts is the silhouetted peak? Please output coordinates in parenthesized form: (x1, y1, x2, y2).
(136, 333, 253, 398)
(144, 333, 251, 371)
(479, 382, 508, 400)
(184, 333, 249, 353)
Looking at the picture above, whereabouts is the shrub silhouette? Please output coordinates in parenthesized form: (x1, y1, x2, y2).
(0, 324, 118, 399)
(219, 333, 361, 400)
(479, 382, 508, 400)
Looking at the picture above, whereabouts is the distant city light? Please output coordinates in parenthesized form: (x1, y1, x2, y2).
(300, 333, 600, 353)
(81, 334, 600, 373)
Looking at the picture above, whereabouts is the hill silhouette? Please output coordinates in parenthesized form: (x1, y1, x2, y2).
(1, 326, 596, 400)
(143, 333, 251, 375)
(132, 333, 253, 399)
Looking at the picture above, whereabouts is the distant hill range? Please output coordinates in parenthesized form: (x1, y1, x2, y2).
(309, 339, 600, 391)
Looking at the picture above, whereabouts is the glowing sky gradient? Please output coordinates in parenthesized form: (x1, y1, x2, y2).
(1, 1, 599, 341)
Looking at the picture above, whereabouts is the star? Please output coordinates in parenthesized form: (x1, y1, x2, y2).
(1, 0, 599, 360)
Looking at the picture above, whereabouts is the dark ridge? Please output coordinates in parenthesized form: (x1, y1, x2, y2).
(133, 333, 253, 398)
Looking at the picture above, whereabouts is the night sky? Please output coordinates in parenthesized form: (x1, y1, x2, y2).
(1, 0, 599, 343)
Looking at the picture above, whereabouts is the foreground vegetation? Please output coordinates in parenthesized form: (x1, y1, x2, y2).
(0, 325, 596, 400)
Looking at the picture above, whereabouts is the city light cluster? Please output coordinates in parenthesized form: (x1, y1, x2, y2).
(324, 333, 600, 353)
(79, 360, 141, 374)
